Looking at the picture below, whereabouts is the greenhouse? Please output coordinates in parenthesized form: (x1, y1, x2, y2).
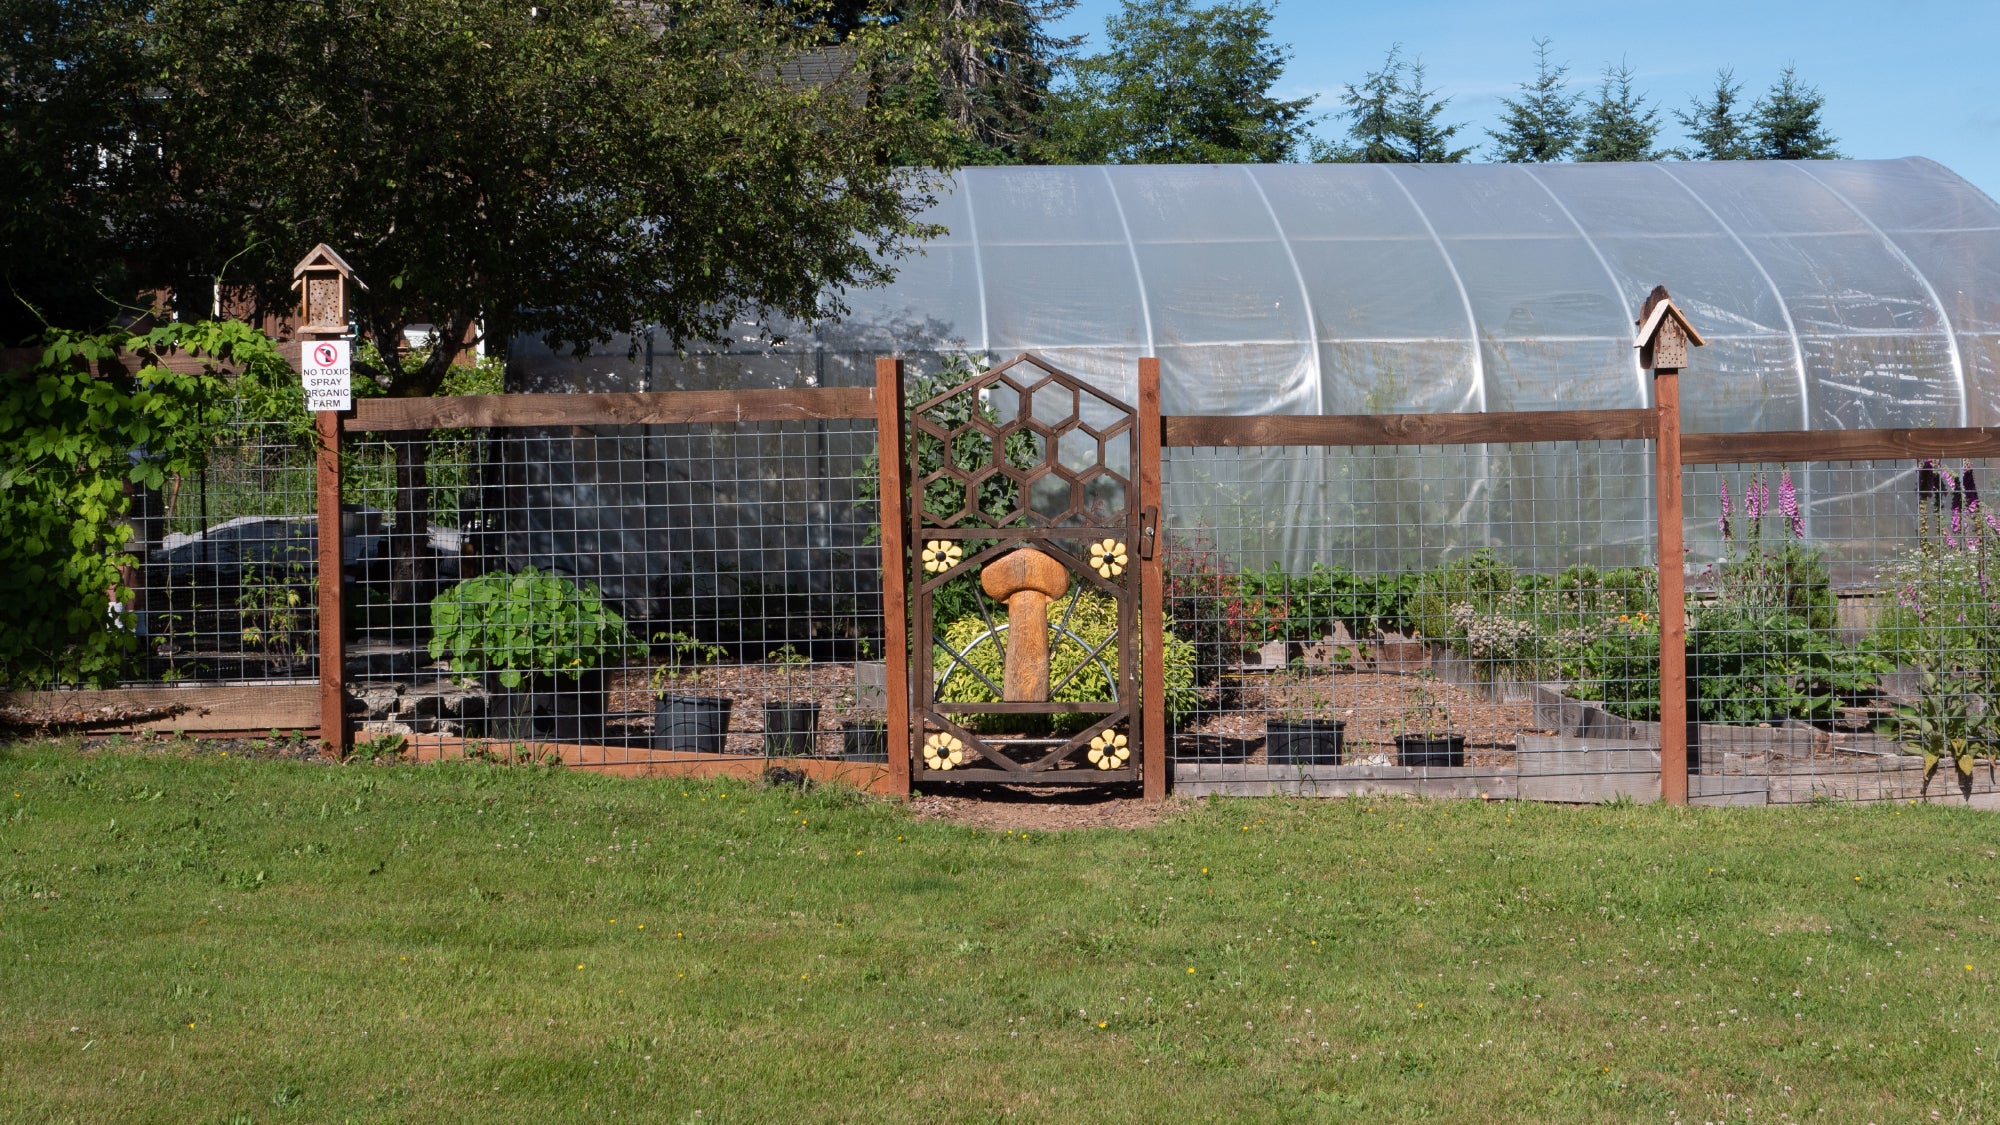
(509, 157, 2000, 570)
(513, 157, 2000, 431)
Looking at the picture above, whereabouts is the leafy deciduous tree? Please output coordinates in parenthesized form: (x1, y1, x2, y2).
(801, 0, 1082, 165)
(140, 0, 955, 399)
(0, 0, 157, 342)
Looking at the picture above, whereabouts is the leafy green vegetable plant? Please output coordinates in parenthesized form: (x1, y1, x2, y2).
(1394, 672, 1455, 739)
(427, 568, 635, 687)
(649, 630, 727, 692)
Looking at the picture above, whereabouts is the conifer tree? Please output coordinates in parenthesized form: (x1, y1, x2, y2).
(1320, 44, 1406, 162)
(1575, 60, 1660, 162)
(1041, 0, 1315, 164)
(1320, 44, 1467, 163)
(1750, 65, 1841, 159)
(1394, 57, 1472, 163)
(1488, 38, 1580, 163)
(1673, 68, 1752, 160)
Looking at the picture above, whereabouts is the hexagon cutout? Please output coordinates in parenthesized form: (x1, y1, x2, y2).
(1028, 381, 1079, 428)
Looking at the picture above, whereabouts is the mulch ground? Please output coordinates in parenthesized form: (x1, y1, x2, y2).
(907, 788, 1187, 831)
(1175, 668, 1545, 767)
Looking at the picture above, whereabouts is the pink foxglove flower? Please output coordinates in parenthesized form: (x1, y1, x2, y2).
(1777, 470, 1802, 540)
(1717, 478, 1732, 540)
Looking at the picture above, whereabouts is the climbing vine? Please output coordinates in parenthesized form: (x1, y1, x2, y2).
(0, 320, 285, 687)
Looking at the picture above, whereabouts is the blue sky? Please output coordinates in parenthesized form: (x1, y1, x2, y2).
(1049, 0, 2000, 202)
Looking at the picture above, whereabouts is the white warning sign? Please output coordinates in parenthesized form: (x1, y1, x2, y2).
(302, 339, 352, 412)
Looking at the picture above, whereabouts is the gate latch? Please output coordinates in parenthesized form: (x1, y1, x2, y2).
(1139, 505, 1159, 560)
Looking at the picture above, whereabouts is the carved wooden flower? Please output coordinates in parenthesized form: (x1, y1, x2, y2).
(923, 731, 967, 770)
(922, 540, 964, 574)
(1087, 729, 1131, 770)
(1088, 538, 1128, 579)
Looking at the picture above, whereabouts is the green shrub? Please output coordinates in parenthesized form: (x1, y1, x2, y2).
(1715, 540, 1836, 632)
(1550, 608, 1661, 720)
(1409, 550, 1517, 643)
(428, 567, 636, 686)
(1238, 561, 1417, 640)
(1688, 606, 1886, 725)
(935, 591, 1197, 733)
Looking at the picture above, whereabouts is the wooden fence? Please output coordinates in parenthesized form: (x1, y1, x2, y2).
(13, 361, 2000, 803)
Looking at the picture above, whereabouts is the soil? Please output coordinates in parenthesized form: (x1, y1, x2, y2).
(1175, 668, 1547, 767)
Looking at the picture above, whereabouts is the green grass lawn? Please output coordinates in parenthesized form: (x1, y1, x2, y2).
(2, 740, 1997, 1123)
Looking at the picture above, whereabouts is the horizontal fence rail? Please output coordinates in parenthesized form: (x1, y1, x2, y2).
(346, 388, 877, 432)
(1162, 408, 1656, 449)
(1681, 428, 2000, 465)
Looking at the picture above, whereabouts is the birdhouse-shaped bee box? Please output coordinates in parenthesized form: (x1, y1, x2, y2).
(291, 244, 366, 335)
(1634, 284, 1704, 370)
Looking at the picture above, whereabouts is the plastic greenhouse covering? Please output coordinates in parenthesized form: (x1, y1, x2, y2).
(508, 158, 2000, 574)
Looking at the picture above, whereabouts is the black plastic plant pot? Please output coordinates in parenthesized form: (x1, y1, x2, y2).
(479, 669, 606, 744)
(1394, 733, 1467, 768)
(653, 694, 733, 754)
(762, 701, 822, 757)
(1265, 719, 1345, 765)
(840, 721, 889, 762)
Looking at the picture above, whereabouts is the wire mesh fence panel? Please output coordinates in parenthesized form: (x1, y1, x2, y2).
(339, 418, 886, 768)
(1680, 458, 2000, 806)
(1160, 440, 1662, 801)
(132, 409, 321, 685)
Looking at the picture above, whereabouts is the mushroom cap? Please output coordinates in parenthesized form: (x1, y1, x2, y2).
(980, 547, 1070, 602)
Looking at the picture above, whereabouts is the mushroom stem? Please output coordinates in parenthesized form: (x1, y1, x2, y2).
(979, 548, 1071, 703)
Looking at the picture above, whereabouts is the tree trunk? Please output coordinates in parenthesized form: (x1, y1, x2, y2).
(364, 321, 471, 618)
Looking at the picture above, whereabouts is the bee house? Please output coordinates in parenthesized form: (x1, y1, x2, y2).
(292, 244, 366, 336)
(1635, 285, 1705, 371)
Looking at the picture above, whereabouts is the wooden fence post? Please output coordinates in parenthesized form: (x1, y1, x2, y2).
(1637, 286, 1705, 805)
(315, 408, 347, 758)
(875, 358, 912, 797)
(1138, 359, 1167, 802)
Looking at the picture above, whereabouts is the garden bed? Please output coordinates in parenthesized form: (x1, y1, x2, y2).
(1173, 668, 1538, 768)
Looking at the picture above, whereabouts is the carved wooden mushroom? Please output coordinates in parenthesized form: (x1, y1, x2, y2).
(979, 548, 1071, 702)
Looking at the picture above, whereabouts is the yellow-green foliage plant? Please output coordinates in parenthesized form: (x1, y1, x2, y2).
(935, 590, 1197, 734)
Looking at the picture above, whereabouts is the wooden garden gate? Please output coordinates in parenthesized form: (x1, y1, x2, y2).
(876, 354, 1166, 796)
